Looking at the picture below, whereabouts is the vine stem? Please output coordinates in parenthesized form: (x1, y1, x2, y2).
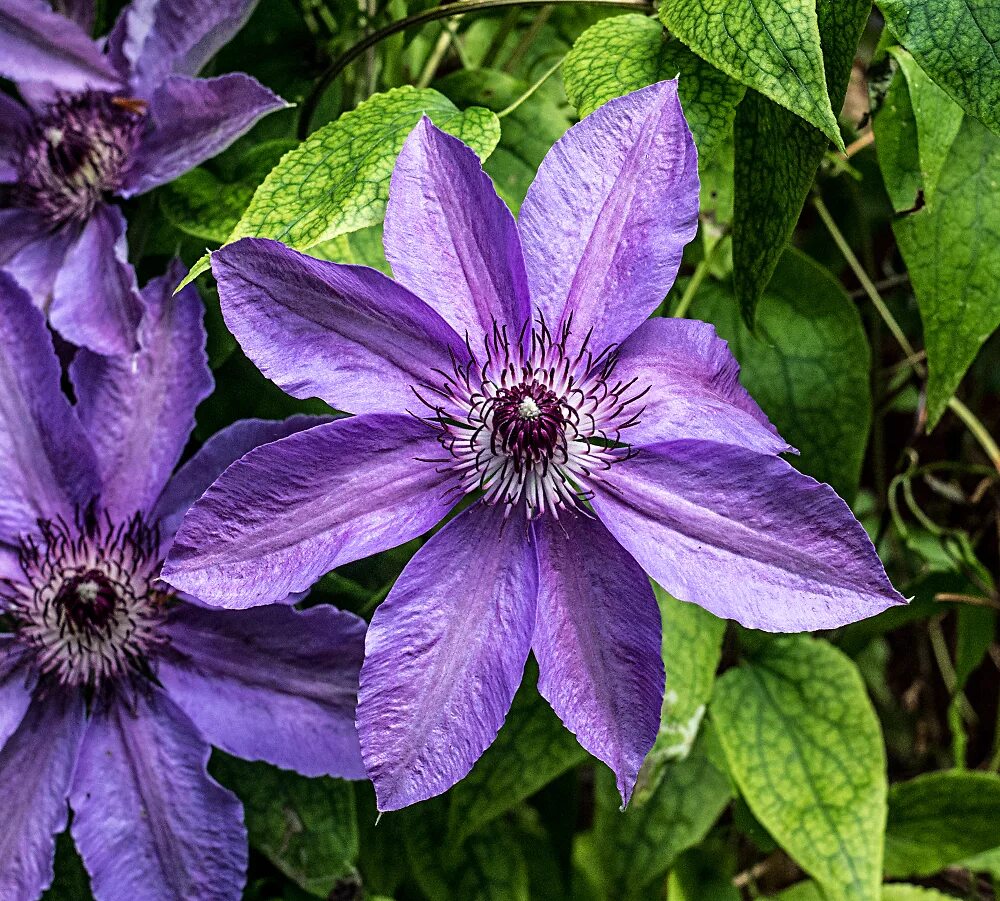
(497, 55, 564, 118)
(297, 0, 655, 137)
(813, 194, 1000, 475)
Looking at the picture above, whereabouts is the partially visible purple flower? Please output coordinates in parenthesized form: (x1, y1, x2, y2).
(162, 81, 906, 811)
(0, 265, 365, 901)
(0, 0, 284, 355)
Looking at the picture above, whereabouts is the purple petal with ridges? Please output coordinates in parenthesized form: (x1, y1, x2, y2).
(384, 116, 531, 348)
(532, 514, 663, 805)
(0, 272, 100, 545)
(614, 317, 790, 454)
(108, 0, 260, 95)
(70, 260, 212, 521)
(591, 440, 907, 632)
(0, 691, 85, 901)
(50, 203, 143, 356)
(358, 501, 538, 811)
(162, 414, 456, 607)
(0, 638, 36, 753)
(518, 80, 699, 352)
(158, 602, 366, 778)
(0, 0, 121, 90)
(212, 238, 468, 414)
(69, 689, 246, 901)
(122, 73, 286, 196)
(0, 93, 28, 183)
(154, 414, 331, 541)
(0, 208, 76, 308)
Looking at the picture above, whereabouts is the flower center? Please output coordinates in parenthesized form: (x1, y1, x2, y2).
(14, 92, 147, 225)
(420, 319, 647, 518)
(1, 509, 166, 689)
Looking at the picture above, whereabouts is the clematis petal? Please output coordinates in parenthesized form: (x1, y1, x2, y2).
(0, 272, 100, 546)
(211, 238, 468, 415)
(162, 414, 457, 608)
(384, 116, 531, 348)
(122, 74, 286, 196)
(69, 688, 246, 901)
(591, 440, 907, 632)
(153, 414, 330, 541)
(532, 514, 663, 805)
(0, 0, 121, 91)
(358, 501, 537, 811)
(50, 203, 143, 356)
(518, 80, 699, 352)
(613, 317, 790, 454)
(108, 0, 261, 96)
(158, 602, 366, 778)
(0, 691, 86, 901)
(0, 638, 36, 752)
(70, 260, 212, 521)
(0, 93, 29, 183)
(0, 208, 76, 307)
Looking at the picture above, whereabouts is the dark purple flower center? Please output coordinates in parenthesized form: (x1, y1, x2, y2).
(15, 91, 147, 225)
(491, 381, 567, 470)
(53, 569, 120, 633)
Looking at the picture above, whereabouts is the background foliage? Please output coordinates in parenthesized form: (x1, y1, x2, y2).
(52, 0, 1000, 897)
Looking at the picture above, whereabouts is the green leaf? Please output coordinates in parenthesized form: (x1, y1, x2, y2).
(180, 86, 500, 286)
(211, 754, 358, 897)
(731, 0, 870, 323)
(446, 677, 588, 847)
(711, 637, 886, 901)
(666, 838, 741, 901)
(879, 0, 1000, 140)
(773, 883, 957, 900)
(892, 115, 1000, 428)
(963, 845, 1000, 878)
(587, 733, 732, 900)
(884, 770, 1000, 877)
(691, 249, 872, 500)
(562, 14, 745, 161)
(871, 57, 924, 212)
(659, 0, 842, 147)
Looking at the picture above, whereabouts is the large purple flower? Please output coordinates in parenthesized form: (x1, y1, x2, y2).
(0, 0, 284, 355)
(162, 81, 906, 811)
(0, 266, 366, 900)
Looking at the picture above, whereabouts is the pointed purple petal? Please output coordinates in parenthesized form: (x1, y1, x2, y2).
(0, 272, 100, 545)
(0, 691, 86, 901)
(154, 414, 329, 541)
(532, 514, 663, 805)
(122, 74, 285, 196)
(212, 238, 468, 415)
(70, 260, 212, 521)
(518, 81, 699, 352)
(70, 689, 246, 901)
(0, 638, 36, 752)
(384, 117, 531, 348)
(0, 0, 121, 90)
(0, 93, 29, 183)
(591, 441, 907, 632)
(158, 602, 366, 778)
(108, 0, 260, 95)
(162, 414, 456, 608)
(358, 502, 538, 811)
(0, 208, 75, 307)
(50, 203, 143, 356)
(615, 318, 790, 453)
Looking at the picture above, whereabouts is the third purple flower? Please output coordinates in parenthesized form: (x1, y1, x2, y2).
(162, 81, 906, 811)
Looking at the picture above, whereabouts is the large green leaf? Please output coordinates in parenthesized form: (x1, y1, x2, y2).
(775, 883, 957, 900)
(884, 770, 1000, 877)
(211, 754, 358, 897)
(879, 0, 1000, 139)
(659, 0, 841, 147)
(562, 14, 745, 162)
(446, 677, 587, 847)
(892, 115, 1000, 428)
(585, 733, 732, 901)
(711, 637, 886, 901)
(691, 249, 872, 500)
(180, 86, 500, 286)
(732, 0, 870, 323)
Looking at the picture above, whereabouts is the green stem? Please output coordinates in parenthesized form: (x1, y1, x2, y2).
(296, 0, 654, 137)
(948, 397, 1000, 474)
(669, 236, 725, 318)
(497, 55, 564, 118)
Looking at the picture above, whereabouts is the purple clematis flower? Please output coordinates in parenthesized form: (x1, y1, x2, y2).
(162, 81, 906, 811)
(0, 265, 366, 900)
(0, 0, 284, 355)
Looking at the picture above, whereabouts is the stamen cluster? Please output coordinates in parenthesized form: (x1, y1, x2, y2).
(14, 91, 147, 225)
(421, 319, 647, 518)
(1, 507, 165, 689)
